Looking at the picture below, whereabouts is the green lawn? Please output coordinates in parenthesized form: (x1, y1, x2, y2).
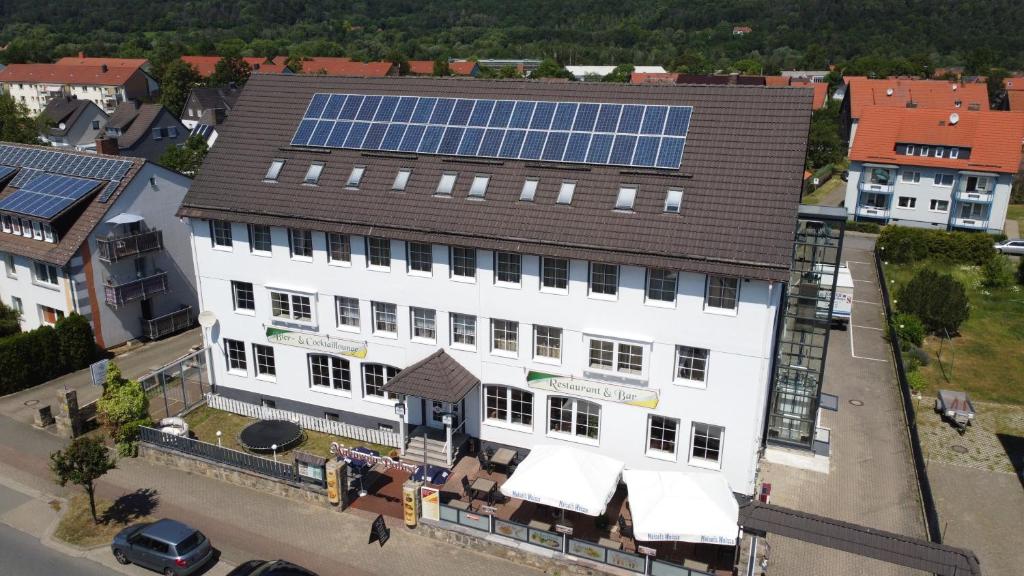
(801, 176, 844, 205)
(1006, 204, 1024, 236)
(184, 405, 393, 459)
(883, 261, 1024, 404)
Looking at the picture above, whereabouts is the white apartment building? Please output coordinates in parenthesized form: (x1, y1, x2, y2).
(0, 61, 155, 116)
(178, 75, 816, 496)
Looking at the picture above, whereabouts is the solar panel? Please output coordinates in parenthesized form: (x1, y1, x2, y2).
(0, 165, 16, 181)
(290, 94, 693, 169)
(0, 145, 132, 203)
(0, 173, 101, 219)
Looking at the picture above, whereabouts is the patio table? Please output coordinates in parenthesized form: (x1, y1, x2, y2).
(490, 448, 516, 471)
(470, 477, 497, 501)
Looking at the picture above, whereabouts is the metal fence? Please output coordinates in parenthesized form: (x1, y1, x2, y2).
(139, 348, 211, 421)
(139, 426, 299, 482)
(206, 394, 401, 448)
(874, 250, 943, 543)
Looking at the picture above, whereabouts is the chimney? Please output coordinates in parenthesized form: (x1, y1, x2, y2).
(100, 64, 108, 73)
(95, 136, 119, 156)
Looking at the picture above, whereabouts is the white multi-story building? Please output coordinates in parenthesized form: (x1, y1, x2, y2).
(178, 75, 816, 496)
(0, 60, 156, 116)
(845, 106, 1024, 233)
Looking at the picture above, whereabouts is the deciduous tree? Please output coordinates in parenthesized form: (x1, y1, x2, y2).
(50, 437, 116, 523)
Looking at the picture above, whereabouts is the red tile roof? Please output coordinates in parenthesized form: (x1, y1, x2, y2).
(629, 72, 680, 84)
(449, 61, 478, 76)
(1004, 77, 1024, 91)
(791, 81, 829, 110)
(181, 56, 288, 78)
(0, 63, 140, 86)
(407, 60, 477, 76)
(850, 106, 1024, 173)
(846, 78, 987, 120)
(55, 55, 148, 69)
(764, 76, 791, 87)
(298, 58, 394, 77)
(1008, 91, 1024, 112)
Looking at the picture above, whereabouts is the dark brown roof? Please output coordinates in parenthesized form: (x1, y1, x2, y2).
(41, 96, 98, 137)
(117, 104, 167, 149)
(383, 349, 480, 403)
(179, 75, 813, 281)
(106, 100, 141, 131)
(739, 502, 981, 576)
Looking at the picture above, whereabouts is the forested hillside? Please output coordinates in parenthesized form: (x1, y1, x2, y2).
(1, 0, 1022, 74)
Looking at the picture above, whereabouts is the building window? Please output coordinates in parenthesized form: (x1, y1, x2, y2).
(288, 229, 313, 259)
(451, 313, 477, 347)
(392, 169, 411, 191)
(548, 397, 600, 441)
(520, 178, 538, 201)
(930, 199, 949, 212)
(588, 339, 644, 375)
(253, 344, 276, 378)
(40, 305, 65, 326)
(949, 147, 959, 159)
(4, 253, 15, 278)
(248, 224, 272, 253)
(11, 296, 23, 315)
(905, 145, 915, 156)
(469, 175, 490, 198)
(407, 242, 433, 274)
(965, 175, 991, 193)
(411, 307, 436, 342)
(861, 192, 889, 209)
(901, 171, 921, 183)
(647, 415, 679, 456)
(541, 258, 568, 291)
(367, 237, 391, 269)
(33, 262, 59, 286)
(264, 159, 285, 181)
(934, 147, 944, 158)
(534, 325, 562, 360)
(690, 423, 724, 466)
(450, 247, 476, 279)
(372, 302, 398, 335)
(705, 276, 739, 311)
(676, 346, 709, 383)
(91, 120, 100, 130)
(491, 319, 518, 354)
(168, 126, 179, 138)
(933, 173, 955, 187)
(224, 339, 247, 373)
(1, 215, 10, 233)
(303, 162, 324, 185)
(151, 128, 162, 141)
(335, 297, 360, 329)
(327, 233, 351, 264)
(588, 339, 614, 370)
(231, 281, 255, 312)
(897, 196, 917, 209)
(41, 223, 53, 242)
(363, 364, 399, 399)
(919, 146, 929, 157)
(20, 219, 30, 237)
(210, 220, 232, 248)
(959, 203, 987, 220)
(11, 218, 20, 235)
(495, 252, 521, 285)
(615, 186, 637, 210)
(436, 172, 457, 195)
(664, 189, 683, 213)
(31, 221, 42, 240)
(346, 166, 366, 188)
(270, 291, 313, 322)
(310, 355, 350, 391)
(646, 269, 678, 303)
(556, 180, 576, 204)
(484, 385, 533, 426)
(589, 263, 619, 297)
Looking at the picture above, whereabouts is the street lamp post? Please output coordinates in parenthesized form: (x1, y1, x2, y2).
(216, 430, 222, 447)
(271, 444, 278, 462)
(394, 399, 407, 457)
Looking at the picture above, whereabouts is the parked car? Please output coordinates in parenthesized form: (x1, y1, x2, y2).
(111, 519, 213, 576)
(227, 560, 319, 576)
(994, 238, 1024, 255)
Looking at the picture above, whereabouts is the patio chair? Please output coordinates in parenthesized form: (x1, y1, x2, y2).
(459, 476, 475, 511)
(477, 451, 493, 474)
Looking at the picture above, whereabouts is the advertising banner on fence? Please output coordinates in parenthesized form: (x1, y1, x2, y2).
(420, 486, 440, 522)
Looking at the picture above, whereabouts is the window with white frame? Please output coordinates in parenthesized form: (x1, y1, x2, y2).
(450, 247, 476, 279)
(495, 252, 521, 285)
(534, 325, 562, 360)
(40, 305, 64, 326)
(589, 263, 618, 296)
(958, 203, 987, 220)
(556, 180, 576, 204)
(646, 269, 678, 303)
(588, 338, 644, 375)
(897, 196, 917, 209)
(484, 385, 533, 426)
(264, 159, 285, 181)
(436, 172, 457, 195)
(411, 307, 436, 342)
(10, 296, 23, 315)
(4, 253, 15, 278)
(10, 218, 20, 235)
(1, 215, 10, 233)
(224, 339, 247, 373)
(42, 223, 55, 243)
(367, 237, 391, 269)
(363, 364, 399, 399)
(690, 422, 724, 466)
(705, 276, 739, 311)
(901, 171, 921, 183)
(905, 145, 915, 156)
(407, 242, 433, 274)
(469, 175, 490, 198)
(335, 297, 360, 329)
(288, 229, 313, 259)
(270, 291, 313, 323)
(327, 233, 351, 264)
(33, 262, 59, 286)
(965, 175, 991, 193)
(231, 281, 255, 312)
(930, 199, 949, 212)
(919, 146, 929, 157)
(949, 147, 960, 159)
(210, 220, 232, 248)
(647, 415, 679, 456)
(346, 166, 366, 188)
(372, 302, 397, 335)
(548, 397, 600, 440)
(934, 146, 944, 158)
(303, 162, 324, 185)
(520, 178, 538, 201)
(541, 258, 568, 291)
(248, 224, 272, 253)
(491, 319, 518, 354)
(664, 189, 683, 213)
(253, 344, 276, 378)
(676, 345, 709, 383)
(450, 313, 476, 347)
(31, 221, 42, 240)
(933, 173, 955, 186)
(309, 354, 350, 391)
(392, 169, 412, 191)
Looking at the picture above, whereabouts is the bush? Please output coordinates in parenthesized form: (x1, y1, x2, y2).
(892, 313, 925, 346)
(981, 254, 1016, 288)
(97, 362, 150, 448)
(896, 268, 970, 334)
(845, 221, 882, 234)
(0, 301, 20, 338)
(56, 313, 97, 371)
(877, 227, 995, 265)
(1018, 258, 1024, 285)
(905, 345, 931, 367)
(907, 370, 928, 394)
(0, 314, 98, 395)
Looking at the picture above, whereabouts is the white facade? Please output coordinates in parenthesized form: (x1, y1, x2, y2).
(0, 252, 72, 331)
(3, 82, 129, 116)
(844, 161, 1011, 233)
(190, 219, 782, 496)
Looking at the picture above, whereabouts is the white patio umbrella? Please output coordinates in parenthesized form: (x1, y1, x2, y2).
(500, 444, 624, 517)
(622, 469, 739, 545)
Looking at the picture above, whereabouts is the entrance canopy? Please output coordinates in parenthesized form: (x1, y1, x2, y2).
(500, 444, 624, 517)
(383, 349, 479, 403)
(104, 212, 144, 225)
(622, 469, 738, 545)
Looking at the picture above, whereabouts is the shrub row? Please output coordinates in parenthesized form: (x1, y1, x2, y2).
(0, 314, 97, 396)
(877, 226, 995, 265)
(845, 221, 882, 234)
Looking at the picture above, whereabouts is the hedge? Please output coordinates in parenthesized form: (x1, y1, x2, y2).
(845, 221, 882, 234)
(876, 226, 995, 265)
(0, 313, 97, 396)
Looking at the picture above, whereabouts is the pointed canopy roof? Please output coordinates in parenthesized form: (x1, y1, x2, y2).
(383, 349, 479, 403)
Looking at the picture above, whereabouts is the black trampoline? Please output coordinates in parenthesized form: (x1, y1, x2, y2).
(238, 420, 303, 453)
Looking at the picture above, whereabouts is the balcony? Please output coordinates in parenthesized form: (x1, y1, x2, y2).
(104, 271, 169, 308)
(954, 189, 993, 203)
(97, 230, 163, 263)
(143, 306, 194, 340)
(950, 217, 988, 230)
(856, 205, 890, 220)
(857, 181, 894, 195)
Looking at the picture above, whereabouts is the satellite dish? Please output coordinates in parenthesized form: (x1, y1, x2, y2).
(885, 88, 894, 97)
(197, 310, 218, 329)
(58, 122, 66, 130)
(949, 113, 960, 125)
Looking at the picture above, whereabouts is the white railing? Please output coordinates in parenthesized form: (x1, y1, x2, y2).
(205, 394, 401, 448)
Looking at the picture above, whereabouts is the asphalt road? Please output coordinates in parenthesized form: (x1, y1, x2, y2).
(0, 521, 110, 576)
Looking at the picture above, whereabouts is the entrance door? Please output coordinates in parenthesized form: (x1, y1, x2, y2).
(427, 399, 463, 430)
(140, 298, 153, 320)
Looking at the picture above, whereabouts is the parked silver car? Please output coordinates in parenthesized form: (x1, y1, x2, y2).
(994, 238, 1024, 255)
(111, 519, 213, 575)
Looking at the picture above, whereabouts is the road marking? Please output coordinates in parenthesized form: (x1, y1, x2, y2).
(852, 324, 884, 331)
(853, 300, 881, 305)
(848, 305, 891, 363)
(853, 279, 873, 284)
(846, 260, 873, 265)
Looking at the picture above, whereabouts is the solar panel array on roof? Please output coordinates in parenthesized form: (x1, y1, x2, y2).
(0, 173, 102, 219)
(291, 94, 693, 169)
(0, 145, 133, 202)
(0, 165, 16, 181)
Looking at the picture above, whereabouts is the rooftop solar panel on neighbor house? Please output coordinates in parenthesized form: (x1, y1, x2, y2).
(291, 94, 693, 169)
(0, 173, 102, 219)
(0, 145, 133, 203)
(0, 165, 16, 181)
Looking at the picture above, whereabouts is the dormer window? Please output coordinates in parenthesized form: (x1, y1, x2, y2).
(949, 147, 959, 159)
(905, 145, 915, 156)
(303, 162, 324, 185)
(520, 178, 538, 201)
(934, 147, 944, 158)
(615, 186, 637, 211)
(469, 175, 490, 198)
(346, 165, 365, 188)
(664, 189, 683, 213)
(392, 169, 411, 191)
(919, 146, 929, 157)
(436, 172, 457, 196)
(556, 180, 576, 205)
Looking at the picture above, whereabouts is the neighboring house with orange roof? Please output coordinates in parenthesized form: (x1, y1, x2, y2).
(791, 81, 829, 110)
(296, 58, 396, 77)
(0, 62, 155, 116)
(630, 72, 681, 84)
(406, 60, 479, 76)
(1006, 91, 1024, 112)
(180, 56, 290, 78)
(844, 106, 1024, 233)
(732, 26, 752, 35)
